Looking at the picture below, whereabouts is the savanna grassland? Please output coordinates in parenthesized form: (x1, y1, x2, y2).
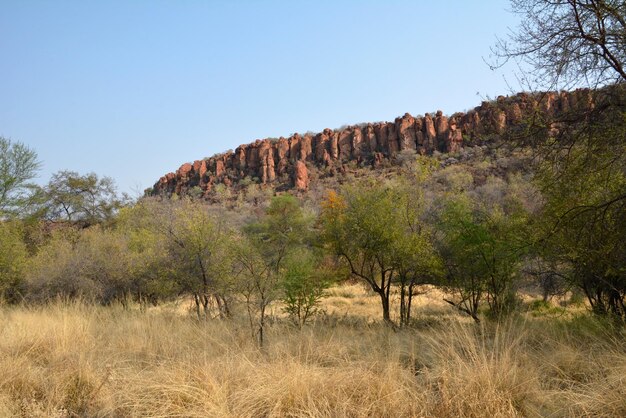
(1, 285, 625, 418)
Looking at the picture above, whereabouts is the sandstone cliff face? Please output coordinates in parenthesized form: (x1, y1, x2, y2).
(152, 90, 594, 196)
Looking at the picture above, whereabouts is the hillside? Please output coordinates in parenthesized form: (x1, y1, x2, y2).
(151, 89, 595, 198)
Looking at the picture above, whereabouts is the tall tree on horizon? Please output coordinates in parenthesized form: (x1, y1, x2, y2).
(0, 137, 41, 218)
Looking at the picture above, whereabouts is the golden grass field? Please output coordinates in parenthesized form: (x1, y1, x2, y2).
(1, 284, 625, 417)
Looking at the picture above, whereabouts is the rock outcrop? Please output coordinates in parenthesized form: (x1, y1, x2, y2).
(293, 161, 309, 191)
(152, 89, 596, 197)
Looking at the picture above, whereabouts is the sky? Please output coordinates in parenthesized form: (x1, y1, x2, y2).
(0, 0, 521, 196)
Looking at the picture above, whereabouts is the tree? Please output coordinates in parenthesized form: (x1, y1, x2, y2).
(168, 201, 234, 319)
(76, 227, 132, 305)
(132, 198, 234, 319)
(0, 221, 28, 302)
(535, 146, 626, 318)
(494, 0, 626, 320)
(320, 184, 404, 324)
(393, 159, 444, 327)
(492, 0, 626, 89)
(116, 201, 177, 309)
(25, 227, 131, 304)
(233, 236, 278, 347)
(280, 249, 332, 328)
(0, 137, 41, 217)
(393, 231, 443, 327)
(42, 170, 128, 226)
(438, 193, 528, 321)
(236, 194, 311, 346)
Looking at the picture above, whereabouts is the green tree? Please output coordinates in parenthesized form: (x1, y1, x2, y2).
(136, 198, 234, 319)
(117, 198, 237, 317)
(116, 201, 176, 309)
(0, 137, 41, 217)
(536, 145, 626, 318)
(280, 249, 331, 328)
(393, 158, 444, 327)
(320, 184, 404, 324)
(0, 221, 29, 302)
(169, 202, 233, 319)
(233, 236, 278, 346)
(393, 231, 443, 327)
(42, 170, 129, 226)
(493, 0, 626, 319)
(236, 194, 311, 346)
(25, 227, 131, 304)
(438, 195, 528, 321)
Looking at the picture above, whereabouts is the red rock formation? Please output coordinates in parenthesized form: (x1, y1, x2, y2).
(337, 130, 352, 161)
(423, 113, 437, 153)
(151, 89, 598, 197)
(294, 161, 309, 191)
(258, 141, 275, 184)
(215, 160, 225, 177)
(435, 110, 449, 151)
(396, 113, 417, 151)
(276, 138, 290, 175)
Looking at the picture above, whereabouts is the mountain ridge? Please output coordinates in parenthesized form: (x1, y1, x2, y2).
(151, 89, 594, 197)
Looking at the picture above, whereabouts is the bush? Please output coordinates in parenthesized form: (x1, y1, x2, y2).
(281, 250, 331, 327)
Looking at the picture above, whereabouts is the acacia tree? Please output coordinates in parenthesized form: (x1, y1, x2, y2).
(438, 195, 528, 321)
(280, 249, 332, 328)
(536, 147, 626, 318)
(149, 199, 233, 319)
(393, 158, 444, 327)
(233, 236, 277, 346)
(393, 232, 443, 327)
(116, 202, 176, 309)
(236, 194, 311, 346)
(492, 0, 626, 89)
(25, 227, 131, 304)
(42, 170, 129, 226)
(320, 185, 404, 324)
(0, 221, 28, 302)
(494, 0, 626, 319)
(0, 137, 41, 218)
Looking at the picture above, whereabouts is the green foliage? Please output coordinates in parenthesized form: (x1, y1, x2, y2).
(41, 170, 129, 226)
(438, 186, 529, 320)
(116, 201, 178, 305)
(0, 137, 41, 218)
(280, 249, 331, 328)
(233, 234, 281, 345)
(244, 194, 311, 270)
(536, 138, 626, 319)
(321, 173, 443, 326)
(187, 186, 204, 199)
(0, 221, 28, 302)
(237, 194, 313, 344)
(122, 198, 234, 317)
(26, 226, 131, 303)
(493, 0, 626, 321)
(528, 299, 566, 317)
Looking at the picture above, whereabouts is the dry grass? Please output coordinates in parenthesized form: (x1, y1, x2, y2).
(0, 286, 625, 417)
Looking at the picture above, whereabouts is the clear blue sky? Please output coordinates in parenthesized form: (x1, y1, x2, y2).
(1, 0, 520, 195)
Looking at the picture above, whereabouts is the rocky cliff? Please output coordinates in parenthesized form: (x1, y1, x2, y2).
(151, 90, 595, 197)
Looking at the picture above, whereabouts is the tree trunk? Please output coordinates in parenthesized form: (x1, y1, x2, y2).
(377, 290, 392, 324)
(406, 282, 415, 325)
(194, 293, 202, 320)
(399, 282, 407, 327)
(258, 303, 266, 348)
(202, 294, 210, 319)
